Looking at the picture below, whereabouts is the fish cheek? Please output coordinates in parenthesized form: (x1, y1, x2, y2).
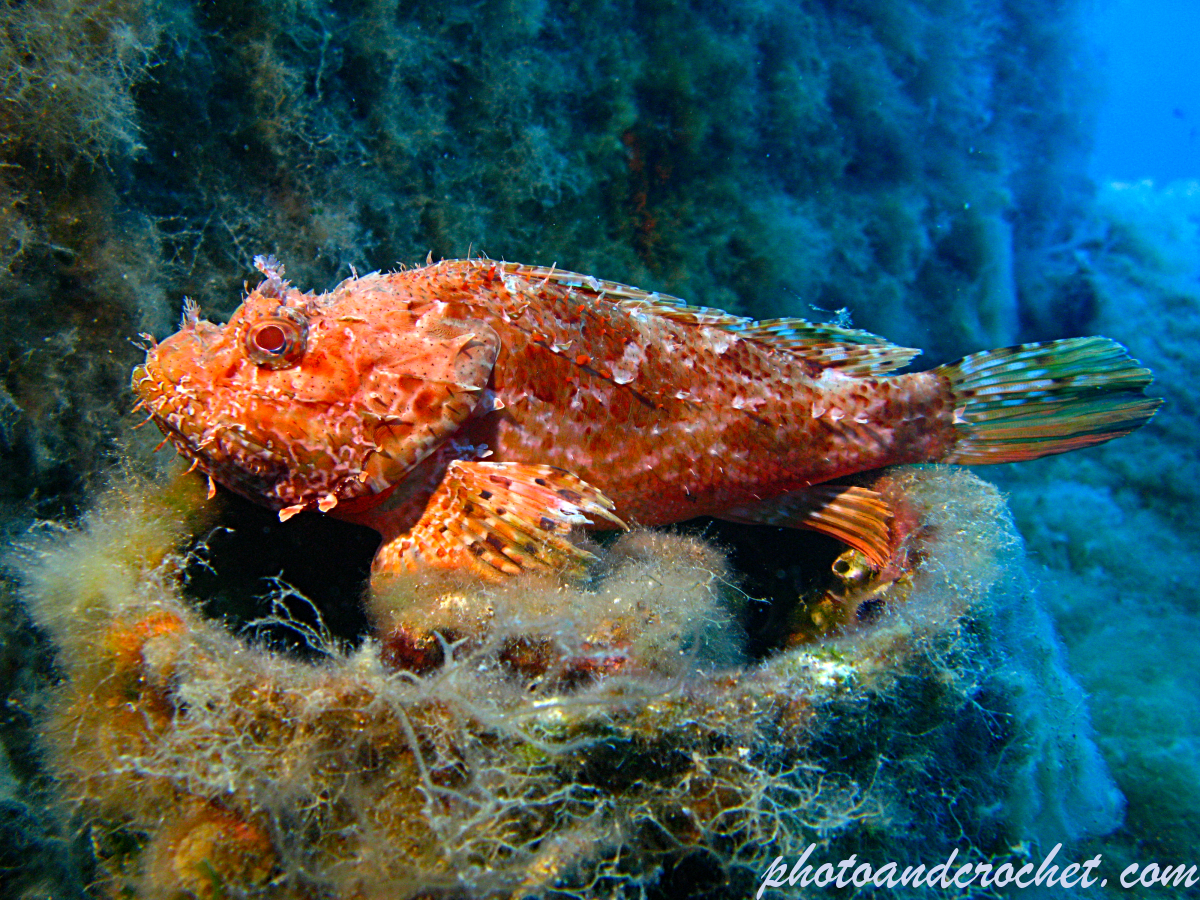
(362, 320, 500, 485)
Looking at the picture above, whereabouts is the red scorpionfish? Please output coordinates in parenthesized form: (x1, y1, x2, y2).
(133, 256, 1160, 582)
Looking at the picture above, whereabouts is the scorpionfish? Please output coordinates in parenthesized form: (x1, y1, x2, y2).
(133, 256, 1160, 581)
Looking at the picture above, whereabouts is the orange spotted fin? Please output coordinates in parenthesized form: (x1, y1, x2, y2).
(373, 461, 628, 581)
(738, 320, 921, 375)
(939, 336, 1162, 464)
(717, 485, 894, 568)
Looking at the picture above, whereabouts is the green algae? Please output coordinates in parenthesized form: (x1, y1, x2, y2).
(0, 0, 1095, 528)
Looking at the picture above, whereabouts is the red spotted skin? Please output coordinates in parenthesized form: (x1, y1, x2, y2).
(134, 258, 958, 536)
(442, 268, 954, 525)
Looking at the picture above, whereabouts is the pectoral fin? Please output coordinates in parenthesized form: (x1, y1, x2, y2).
(717, 484, 894, 568)
(371, 461, 628, 581)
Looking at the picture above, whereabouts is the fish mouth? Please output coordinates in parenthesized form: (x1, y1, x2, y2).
(133, 361, 287, 504)
(133, 350, 383, 513)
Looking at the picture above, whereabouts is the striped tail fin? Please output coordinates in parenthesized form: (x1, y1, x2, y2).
(938, 336, 1161, 465)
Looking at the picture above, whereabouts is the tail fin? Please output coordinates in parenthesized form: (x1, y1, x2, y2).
(938, 336, 1161, 464)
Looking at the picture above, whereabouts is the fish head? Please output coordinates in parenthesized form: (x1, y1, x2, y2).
(133, 267, 499, 517)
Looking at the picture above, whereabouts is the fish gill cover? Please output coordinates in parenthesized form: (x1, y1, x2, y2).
(0, 0, 1195, 898)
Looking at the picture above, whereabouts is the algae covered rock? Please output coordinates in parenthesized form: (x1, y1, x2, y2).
(0, 0, 1096, 536)
(13, 465, 1119, 898)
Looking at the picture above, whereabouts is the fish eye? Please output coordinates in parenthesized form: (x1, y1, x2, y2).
(244, 307, 308, 369)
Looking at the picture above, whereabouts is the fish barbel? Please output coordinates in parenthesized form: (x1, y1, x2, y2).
(133, 256, 1160, 580)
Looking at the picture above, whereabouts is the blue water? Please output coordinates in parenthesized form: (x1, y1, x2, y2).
(2, 0, 1198, 896)
(1088, 0, 1200, 183)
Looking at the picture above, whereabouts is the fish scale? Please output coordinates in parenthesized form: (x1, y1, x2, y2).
(133, 256, 1161, 580)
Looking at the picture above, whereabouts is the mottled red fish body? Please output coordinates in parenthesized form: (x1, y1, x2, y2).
(134, 257, 1159, 580)
(431, 265, 954, 524)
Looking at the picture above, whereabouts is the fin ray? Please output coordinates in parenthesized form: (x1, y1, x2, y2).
(738, 319, 920, 374)
(717, 484, 894, 568)
(374, 461, 627, 581)
(940, 337, 1161, 464)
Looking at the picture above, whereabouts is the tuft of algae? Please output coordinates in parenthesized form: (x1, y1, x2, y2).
(12, 465, 1121, 898)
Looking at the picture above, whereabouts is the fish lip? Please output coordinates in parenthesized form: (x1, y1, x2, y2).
(133, 346, 383, 512)
(133, 356, 287, 504)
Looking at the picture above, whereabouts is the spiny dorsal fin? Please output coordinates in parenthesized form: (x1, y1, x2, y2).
(494, 261, 919, 376)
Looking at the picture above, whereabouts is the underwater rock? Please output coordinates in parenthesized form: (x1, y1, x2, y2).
(991, 179, 1200, 872)
(13, 465, 1120, 898)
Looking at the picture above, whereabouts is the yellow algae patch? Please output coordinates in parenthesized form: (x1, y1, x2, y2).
(12, 466, 1118, 898)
